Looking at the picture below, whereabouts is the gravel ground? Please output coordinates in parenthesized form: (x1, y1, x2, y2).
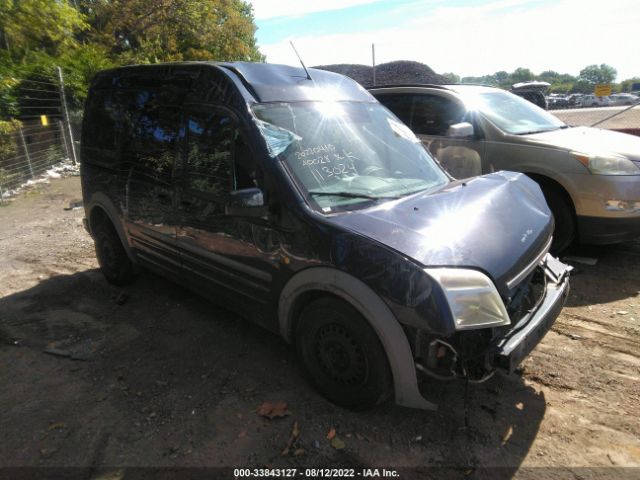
(0, 177, 638, 479)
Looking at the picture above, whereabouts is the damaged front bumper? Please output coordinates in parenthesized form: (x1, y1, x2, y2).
(494, 254, 570, 372)
(414, 254, 571, 383)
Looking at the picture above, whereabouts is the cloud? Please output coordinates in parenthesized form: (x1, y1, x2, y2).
(258, 0, 640, 80)
(249, 0, 381, 20)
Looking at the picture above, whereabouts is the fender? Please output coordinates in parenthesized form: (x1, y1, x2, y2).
(279, 267, 436, 410)
(85, 191, 137, 263)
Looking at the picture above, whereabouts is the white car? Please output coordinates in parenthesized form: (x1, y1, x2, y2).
(609, 93, 638, 106)
(577, 95, 611, 108)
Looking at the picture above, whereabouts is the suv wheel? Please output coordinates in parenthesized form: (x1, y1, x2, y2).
(543, 186, 576, 254)
(296, 297, 393, 410)
(93, 220, 136, 285)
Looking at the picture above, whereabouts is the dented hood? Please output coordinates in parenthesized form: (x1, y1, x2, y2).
(525, 126, 640, 162)
(328, 171, 553, 295)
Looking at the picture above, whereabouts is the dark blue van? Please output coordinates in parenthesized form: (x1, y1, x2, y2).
(81, 62, 571, 410)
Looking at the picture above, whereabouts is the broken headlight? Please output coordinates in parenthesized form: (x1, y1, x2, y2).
(426, 268, 510, 330)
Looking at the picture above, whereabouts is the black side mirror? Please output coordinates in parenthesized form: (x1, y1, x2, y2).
(225, 187, 268, 218)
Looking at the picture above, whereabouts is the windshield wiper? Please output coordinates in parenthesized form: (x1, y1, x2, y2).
(308, 190, 400, 200)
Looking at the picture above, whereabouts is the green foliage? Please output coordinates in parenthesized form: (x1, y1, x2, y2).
(619, 77, 640, 92)
(0, 118, 21, 159)
(0, 0, 264, 121)
(0, 0, 88, 57)
(578, 64, 617, 85)
(459, 63, 624, 94)
(89, 0, 263, 63)
(441, 72, 460, 84)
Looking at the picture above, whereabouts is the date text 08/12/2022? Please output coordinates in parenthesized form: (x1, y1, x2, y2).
(233, 467, 400, 478)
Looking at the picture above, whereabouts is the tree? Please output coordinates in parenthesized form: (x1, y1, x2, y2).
(509, 67, 534, 84)
(89, 0, 264, 64)
(578, 64, 617, 85)
(619, 77, 640, 92)
(0, 0, 88, 58)
(441, 72, 460, 84)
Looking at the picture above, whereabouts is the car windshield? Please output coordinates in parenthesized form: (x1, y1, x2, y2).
(251, 101, 449, 212)
(470, 90, 566, 135)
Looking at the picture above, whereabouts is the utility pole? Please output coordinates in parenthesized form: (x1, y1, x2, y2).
(57, 67, 78, 165)
(372, 43, 376, 87)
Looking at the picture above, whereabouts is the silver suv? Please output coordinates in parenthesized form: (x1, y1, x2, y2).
(370, 85, 640, 252)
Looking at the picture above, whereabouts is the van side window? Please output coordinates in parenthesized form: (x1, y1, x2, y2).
(84, 90, 122, 152)
(411, 95, 466, 136)
(126, 105, 180, 181)
(376, 94, 412, 126)
(186, 111, 234, 196)
(233, 131, 262, 190)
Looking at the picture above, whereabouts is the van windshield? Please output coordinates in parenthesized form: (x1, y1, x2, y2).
(470, 90, 566, 135)
(252, 102, 449, 212)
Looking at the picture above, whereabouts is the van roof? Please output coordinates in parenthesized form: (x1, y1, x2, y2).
(93, 61, 374, 104)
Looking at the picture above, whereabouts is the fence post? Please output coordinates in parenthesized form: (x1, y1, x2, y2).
(58, 120, 70, 161)
(18, 128, 35, 178)
(56, 66, 78, 165)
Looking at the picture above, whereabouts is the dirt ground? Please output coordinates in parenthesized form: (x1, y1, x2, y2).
(0, 176, 639, 479)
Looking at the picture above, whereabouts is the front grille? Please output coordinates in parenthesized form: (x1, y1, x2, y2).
(506, 266, 547, 327)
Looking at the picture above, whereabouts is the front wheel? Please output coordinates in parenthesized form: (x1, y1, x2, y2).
(93, 220, 137, 286)
(295, 297, 393, 410)
(543, 186, 576, 254)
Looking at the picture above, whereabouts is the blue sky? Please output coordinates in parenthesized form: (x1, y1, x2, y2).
(249, 0, 640, 81)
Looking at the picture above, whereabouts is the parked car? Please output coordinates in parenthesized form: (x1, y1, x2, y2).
(609, 93, 638, 106)
(576, 94, 611, 108)
(81, 62, 571, 410)
(546, 95, 569, 110)
(511, 81, 550, 110)
(371, 84, 640, 252)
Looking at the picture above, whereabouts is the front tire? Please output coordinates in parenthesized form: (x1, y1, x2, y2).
(93, 220, 136, 286)
(543, 186, 576, 254)
(295, 297, 393, 410)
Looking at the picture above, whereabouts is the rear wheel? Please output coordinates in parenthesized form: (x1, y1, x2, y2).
(542, 186, 576, 254)
(295, 297, 393, 410)
(93, 220, 136, 285)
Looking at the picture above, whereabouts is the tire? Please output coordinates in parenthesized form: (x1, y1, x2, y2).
(542, 186, 576, 254)
(295, 297, 393, 410)
(93, 220, 137, 285)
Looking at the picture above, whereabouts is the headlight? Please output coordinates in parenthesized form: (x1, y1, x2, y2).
(572, 152, 640, 175)
(426, 268, 510, 330)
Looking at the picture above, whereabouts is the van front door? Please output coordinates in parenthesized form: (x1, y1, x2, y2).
(176, 107, 278, 325)
(123, 102, 181, 273)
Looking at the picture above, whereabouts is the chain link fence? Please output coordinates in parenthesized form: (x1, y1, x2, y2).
(0, 68, 80, 203)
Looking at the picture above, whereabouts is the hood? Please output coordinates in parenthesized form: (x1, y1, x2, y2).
(525, 126, 640, 162)
(327, 171, 553, 296)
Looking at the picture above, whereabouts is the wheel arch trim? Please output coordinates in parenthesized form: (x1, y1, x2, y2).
(279, 267, 436, 410)
(85, 192, 136, 263)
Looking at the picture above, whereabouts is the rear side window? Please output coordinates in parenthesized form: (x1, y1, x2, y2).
(83, 90, 122, 152)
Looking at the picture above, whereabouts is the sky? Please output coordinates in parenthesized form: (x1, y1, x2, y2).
(249, 0, 640, 81)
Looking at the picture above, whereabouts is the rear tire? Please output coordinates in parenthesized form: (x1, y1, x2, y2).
(295, 297, 393, 410)
(93, 220, 136, 286)
(542, 186, 576, 254)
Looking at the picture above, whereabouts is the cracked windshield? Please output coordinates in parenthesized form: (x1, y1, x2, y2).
(252, 101, 448, 212)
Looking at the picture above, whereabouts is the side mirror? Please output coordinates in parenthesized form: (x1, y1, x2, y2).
(446, 122, 475, 138)
(225, 187, 268, 217)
